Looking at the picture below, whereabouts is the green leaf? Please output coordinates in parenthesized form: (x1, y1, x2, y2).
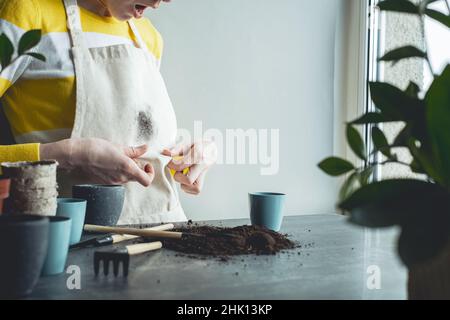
(0, 33, 14, 71)
(318, 157, 355, 177)
(18, 29, 42, 55)
(425, 64, 450, 188)
(378, 0, 419, 14)
(339, 171, 360, 202)
(405, 81, 421, 98)
(340, 179, 450, 228)
(408, 138, 443, 184)
(347, 125, 366, 161)
(358, 167, 375, 186)
(392, 124, 412, 147)
(372, 126, 393, 158)
(379, 46, 426, 65)
(369, 81, 423, 120)
(425, 8, 450, 28)
(25, 52, 46, 62)
(410, 158, 426, 174)
(350, 112, 398, 125)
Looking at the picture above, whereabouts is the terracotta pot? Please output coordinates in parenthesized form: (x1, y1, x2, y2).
(0, 178, 11, 214)
(408, 242, 450, 300)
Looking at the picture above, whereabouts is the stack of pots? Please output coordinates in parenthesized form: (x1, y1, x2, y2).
(1, 161, 58, 216)
(0, 160, 59, 298)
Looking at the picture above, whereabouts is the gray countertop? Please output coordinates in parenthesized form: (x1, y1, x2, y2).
(28, 214, 407, 300)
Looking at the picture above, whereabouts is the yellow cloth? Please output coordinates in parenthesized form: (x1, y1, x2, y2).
(0, 143, 40, 174)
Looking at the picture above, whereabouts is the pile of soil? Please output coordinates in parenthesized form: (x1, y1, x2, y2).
(162, 224, 296, 257)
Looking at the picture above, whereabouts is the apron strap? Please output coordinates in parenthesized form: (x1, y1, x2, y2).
(128, 20, 150, 52)
(63, 0, 149, 53)
(63, 0, 86, 49)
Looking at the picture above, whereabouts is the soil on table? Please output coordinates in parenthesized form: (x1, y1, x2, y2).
(161, 223, 296, 257)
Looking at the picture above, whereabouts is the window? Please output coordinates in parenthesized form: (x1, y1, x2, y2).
(366, 0, 450, 181)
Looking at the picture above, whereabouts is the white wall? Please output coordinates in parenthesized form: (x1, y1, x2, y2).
(424, 1, 450, 89)
(146, 0, 354, 221)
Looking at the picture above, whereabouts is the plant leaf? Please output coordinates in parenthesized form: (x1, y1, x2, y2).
(425, 64, 450, 188)
(350, 112, 398, 125)
(369, 81, 423, 120)
(408, 138, 443, 185)
(425, 8, 450, 28)
(410, 158, 426, 174)
(393, 124, 412, 147)
(372, 126, 393, 158)
(405, 81, 421, 98)
(25, 52, 46, 62)
(0, 33, 14, 70)
(318, 157, 355, 177)
(18, 29, 42, 55)
(347, 125, 366, 161)
(339, 171, 360, 202)
(378, 0, 419, 14)
(358, 167, 375, 186)
(379, 46, 426, 65)
(340, 179, 450, 228)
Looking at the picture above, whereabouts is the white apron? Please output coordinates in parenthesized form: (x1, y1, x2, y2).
(61, 0, 186, 224)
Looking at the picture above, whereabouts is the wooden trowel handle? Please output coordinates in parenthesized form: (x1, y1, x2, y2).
(126, 241, 162, 256)
(111, 223, 174, 243)
(84, 225, 183, 239)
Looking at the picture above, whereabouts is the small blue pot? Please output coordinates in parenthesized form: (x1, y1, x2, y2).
(41, 216, 71, 276)
(249, 192, 286, 232)
(56, 198, 87, 245)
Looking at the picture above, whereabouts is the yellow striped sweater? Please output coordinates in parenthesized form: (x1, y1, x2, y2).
(0, 0, 163, 164)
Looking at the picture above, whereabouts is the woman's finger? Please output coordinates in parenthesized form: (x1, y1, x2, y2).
(181, 184, 198, 195)
(173, 163, 206, 185)
(124, 144, 148, 159)
(180, 172, 206, 195)
(167, 147, 206, 172)
(162, 142, 192, 157)
(123, 158, 153, 187)
(185, 163, 206, 185)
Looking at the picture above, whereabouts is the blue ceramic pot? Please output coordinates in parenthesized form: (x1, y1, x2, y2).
(0, 215, 49, 298)
(41, 216, 71, 276)
(249, 192, 286, 232)
(56, 198, 87, 245)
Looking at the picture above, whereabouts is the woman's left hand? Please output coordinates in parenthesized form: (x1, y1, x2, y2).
(162, 141, 217, 195)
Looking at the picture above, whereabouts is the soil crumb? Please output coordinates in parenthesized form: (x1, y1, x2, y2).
(162, 225, 296, 257)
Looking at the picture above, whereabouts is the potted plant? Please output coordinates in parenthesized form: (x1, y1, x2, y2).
(0, 29, 46, 215)
(318, 0, 450, 299)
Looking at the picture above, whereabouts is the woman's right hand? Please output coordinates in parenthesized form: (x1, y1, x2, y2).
(40, 138, 154, 187)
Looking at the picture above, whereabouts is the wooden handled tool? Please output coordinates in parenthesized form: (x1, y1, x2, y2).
(71, 223, 174, 249)
(94, 241, 162, 277)
(84, 224, 185, 239)
(124, 241, 162, 255)
(84, 224, 243, 242)
(109, 223, 174, 242)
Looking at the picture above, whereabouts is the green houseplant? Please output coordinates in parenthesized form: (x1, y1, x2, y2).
(318, 0, 450, 299)
(0, 29, 45, 214)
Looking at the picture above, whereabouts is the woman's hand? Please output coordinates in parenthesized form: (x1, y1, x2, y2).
(162, 141, 217, 195)
(40, 138, 154, 186)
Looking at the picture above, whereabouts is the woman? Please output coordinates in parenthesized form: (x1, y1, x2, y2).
(0, 0, 216, 224)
